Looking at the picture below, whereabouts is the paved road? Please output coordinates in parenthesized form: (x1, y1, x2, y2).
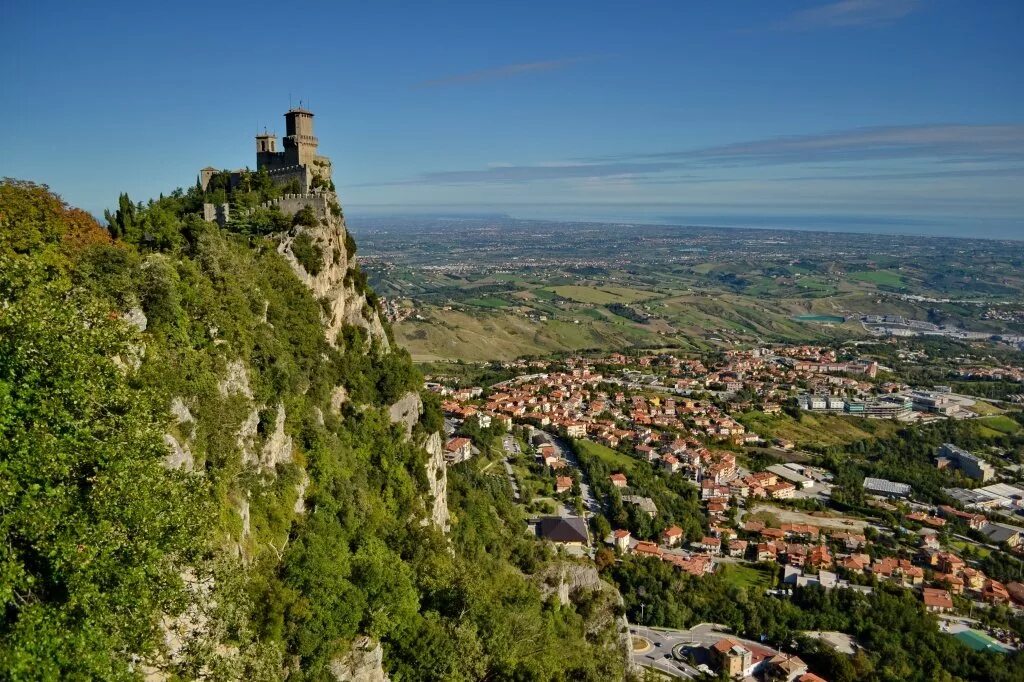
(501, 435, 521, 501)
(544, 431, 601, 515)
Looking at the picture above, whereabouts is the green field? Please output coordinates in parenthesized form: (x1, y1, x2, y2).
(737, 411, 902, 448)
(976, 415, 1020, 435)
(464, 296, 511, 309)
(575, 439, 637, 473)
(718, 563, 775, 590)
(549, 285, 653, 304)
(848, 269, 905, 288)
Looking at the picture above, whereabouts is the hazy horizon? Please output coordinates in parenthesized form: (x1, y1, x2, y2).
(3, 1, 1022, 238)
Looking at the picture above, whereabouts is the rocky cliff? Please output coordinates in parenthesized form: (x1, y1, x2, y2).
(274, 195, 389, 349)
(0, 179, 627, 682)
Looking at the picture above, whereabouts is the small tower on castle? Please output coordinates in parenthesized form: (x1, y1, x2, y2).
(255, 130, 278, 169)
(283, 107, 318, 167)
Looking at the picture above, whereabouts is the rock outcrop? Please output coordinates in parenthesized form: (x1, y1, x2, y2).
(275, 196, 389, 349)
(163, 433, 194, 471)
(218, 359, 253, 399)
(330, 636, 389, 682)
(163, 396, 196, 471)
(387, 391, 422, 439)
(237, 408, 261, 467)
(422, 432, 450, 532)
(261, 403, 293, 470)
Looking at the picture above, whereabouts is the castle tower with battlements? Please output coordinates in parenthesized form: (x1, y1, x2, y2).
(199, 106, 333, 194)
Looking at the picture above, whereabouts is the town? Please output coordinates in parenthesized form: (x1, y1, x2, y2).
(427, 344, 1024, 679)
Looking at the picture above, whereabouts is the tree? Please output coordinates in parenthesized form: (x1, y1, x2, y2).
(0, 257, 207, 679)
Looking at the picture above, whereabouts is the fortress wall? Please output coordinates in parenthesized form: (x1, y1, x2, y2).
(267, 193, 332, 219)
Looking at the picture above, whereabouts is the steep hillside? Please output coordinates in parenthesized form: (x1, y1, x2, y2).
(0, 179, 626, 680)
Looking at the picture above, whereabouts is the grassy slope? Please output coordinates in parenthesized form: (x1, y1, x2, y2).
(737, 412, 903, 448)
(576, 439, 637, 473)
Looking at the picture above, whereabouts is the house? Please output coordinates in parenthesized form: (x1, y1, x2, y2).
(444, 437, 473, 464)
(661, 454, 681, 472)
(661, 525, 683, 547)
(555, 476, 573, 494)
(612, 529, 631, 553)
(609, 473, 628, 488)
(961, 567, 986, 591)
(767, 482, 796, 499)
(564, 422, 586, 438)
(728, 540, 749, 558)
(622, 495, 658, 518)
(768, 654, 808, 681)
(633, 540, 662, 559)
(798, 674, 828, 682)
(699, 536, 722, 555)
(1007, 581, 1024, 607)
(936, 552, 966, 575)
(536, 516, 589, 547)
(807, 544, 833, 569)
(980, 522, 1024, 549)
(982, 579, 1010, 604)
(710, 638, 754, 679)
(666, 554, 714, 577)
(922, 588, 953, 613)
(935, 573, 965, 594)
(840, 553, 870, 573)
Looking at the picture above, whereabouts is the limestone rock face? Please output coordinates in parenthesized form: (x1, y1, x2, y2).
(275, 199, 389, 350)
(218, 359, 253, 399)
(169, 397, 194, 426)
(423, 432, 450, 532)
(330, 385, 349, 414)
(163, 433, 194, 471)
(237, 408, 261, 467)
(261, 403, 293, 470)
(330, 636, 389, 682)
(387, 391, 422, 439)
(164, 397, 196, 471)
(123, 306, 148, 332)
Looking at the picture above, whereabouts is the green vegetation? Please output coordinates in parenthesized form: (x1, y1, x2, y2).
(0, 180, 626, 680)
(575, 439, 638, 473)
(848, 269, 905, 288)
(572, 439, 705, 543)
(290, 232, 323, 275)
(549, 285, 653, 304)
(609, 557, 1024, 682)
(737, 411, 902, 448)
(977, 415, 1020, 435)
(717, 563, 775, 590)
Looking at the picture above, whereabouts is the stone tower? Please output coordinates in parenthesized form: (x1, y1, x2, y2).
(200, 106, 332, 194)
(283, 108, 318, 168)
(255, 131, 278, 169)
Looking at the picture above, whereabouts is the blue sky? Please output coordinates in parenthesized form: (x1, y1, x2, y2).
(2, 1, 1022, 237)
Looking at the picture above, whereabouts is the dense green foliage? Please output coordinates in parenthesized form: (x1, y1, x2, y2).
(0, 180, 626, 680)
(571, 439, 705, 542)
(610, 557, 1024, 682)
(0, 185, 207, 679)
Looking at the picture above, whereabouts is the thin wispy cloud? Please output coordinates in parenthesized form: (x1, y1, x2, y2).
(361, 123, 1024, 187)
(644, 124, 1024, 166)
(772, 0, 922, 31)
(357, 161, 693, 186)
(413, 57, 591, 89)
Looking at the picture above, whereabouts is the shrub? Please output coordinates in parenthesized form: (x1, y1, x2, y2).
(291, 232, 323, 276)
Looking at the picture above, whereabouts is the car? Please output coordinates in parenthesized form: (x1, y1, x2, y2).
(663, 653, 673, 659)
(654, 642, 662, 647)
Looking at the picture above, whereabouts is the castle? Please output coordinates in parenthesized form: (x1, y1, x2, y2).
(199, 106, 333, 195)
